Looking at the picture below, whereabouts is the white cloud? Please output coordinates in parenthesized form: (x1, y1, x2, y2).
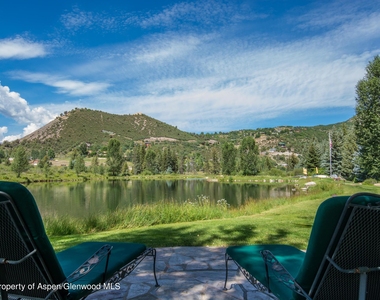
(0, 125, 34, 143)
(61, 7, 95, 30)
(0, 123, 41, 142)
(51, 79, 111, 96)
(9, 72, 111, 96)
(0, 84, 56, 138)
(0, 37, 47, 60)
(294, 0, 377, 30)
(60, 1, 263, 34)
(133, 34, 203, 64)
(132, 0, 260, 29)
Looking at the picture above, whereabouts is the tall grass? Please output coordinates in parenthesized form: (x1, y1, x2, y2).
(44, 181, 347, 236)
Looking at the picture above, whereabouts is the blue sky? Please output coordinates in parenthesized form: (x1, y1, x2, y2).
(0, 0, 379, 142)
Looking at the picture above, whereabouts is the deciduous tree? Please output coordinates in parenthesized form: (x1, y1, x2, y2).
(11, 146, 29, 177)
(106, 138, 124, 176)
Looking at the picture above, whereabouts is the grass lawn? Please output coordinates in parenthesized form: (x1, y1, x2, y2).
(49, 197, 322, 252)
(48, 182, 380, 252)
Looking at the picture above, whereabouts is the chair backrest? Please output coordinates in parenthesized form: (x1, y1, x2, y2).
(295, 193, 380, 299)
(0, 181, 67, 299)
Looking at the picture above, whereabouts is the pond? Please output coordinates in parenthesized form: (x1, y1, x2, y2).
(27, 179, 296, 219)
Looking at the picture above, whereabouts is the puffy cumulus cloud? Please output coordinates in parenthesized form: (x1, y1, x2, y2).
(0, 126, 22, 143)
(0, 37, 47, 60)
(22, 123, 40, 136)
(0, 84, 56, 141)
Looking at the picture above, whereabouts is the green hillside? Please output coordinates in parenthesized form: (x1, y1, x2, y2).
(19, 108, 199, 154)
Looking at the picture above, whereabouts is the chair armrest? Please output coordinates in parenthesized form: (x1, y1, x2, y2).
(261, 250, 311, 300)
(326, 256, 380, 274)
(66, 244, 113, 283)
(0, 249, 37, 265)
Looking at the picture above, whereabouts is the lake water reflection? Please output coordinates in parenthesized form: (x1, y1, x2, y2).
(27, 179, 295, 219)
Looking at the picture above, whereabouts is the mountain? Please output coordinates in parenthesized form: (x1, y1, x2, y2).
(19, 108, 198, 153)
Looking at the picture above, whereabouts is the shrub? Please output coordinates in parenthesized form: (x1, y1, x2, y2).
(363, 178, 377, 185)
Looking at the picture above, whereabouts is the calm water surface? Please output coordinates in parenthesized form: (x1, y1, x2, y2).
(27, 179, 296, 219)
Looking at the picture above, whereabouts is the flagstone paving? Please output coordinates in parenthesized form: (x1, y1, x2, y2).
(86, 247, 274, 300)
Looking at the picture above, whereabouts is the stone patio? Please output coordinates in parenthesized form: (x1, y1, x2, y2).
(86, 246, 274, 299)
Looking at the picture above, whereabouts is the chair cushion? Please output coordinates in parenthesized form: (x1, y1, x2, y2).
(226, 244, 305, 299)
(295, 196, 349, 296)
(56, 241, 147, 299)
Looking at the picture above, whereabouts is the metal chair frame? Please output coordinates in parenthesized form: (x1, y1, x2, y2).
(225, 193, 380, 300)
(0, 189, 159, 300)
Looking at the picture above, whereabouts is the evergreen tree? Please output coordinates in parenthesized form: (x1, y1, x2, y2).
(287, 153, 299, 171)
(330, 130, 344, 176)
(31, 149, 40, 160)
(145, 148, 158, 174)
(155, 151, 163, 173)
(160, 147, 169, 173)
(11, 146, 29, 177)
(239, 137, 259, 175)
(210, 147, 220, 174)
(341, 126, 358, 180)
(132, 144, 145, 175)
(106, 138, 124, 176)
(304, 142, 320, 173)
(78, 142, 88, 156)
(168, 148, 178, 173)
(47, 148, 55, 160)
(354, 55, 380, 180)
(221, 142, 236, 175)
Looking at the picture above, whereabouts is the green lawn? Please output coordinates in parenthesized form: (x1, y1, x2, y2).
(49, 197, 321, 252)
(49, 182, 380, 252)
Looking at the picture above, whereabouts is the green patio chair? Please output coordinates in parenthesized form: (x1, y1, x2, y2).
(0, 181, 159, 300)
(224, 193, 380, 299)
